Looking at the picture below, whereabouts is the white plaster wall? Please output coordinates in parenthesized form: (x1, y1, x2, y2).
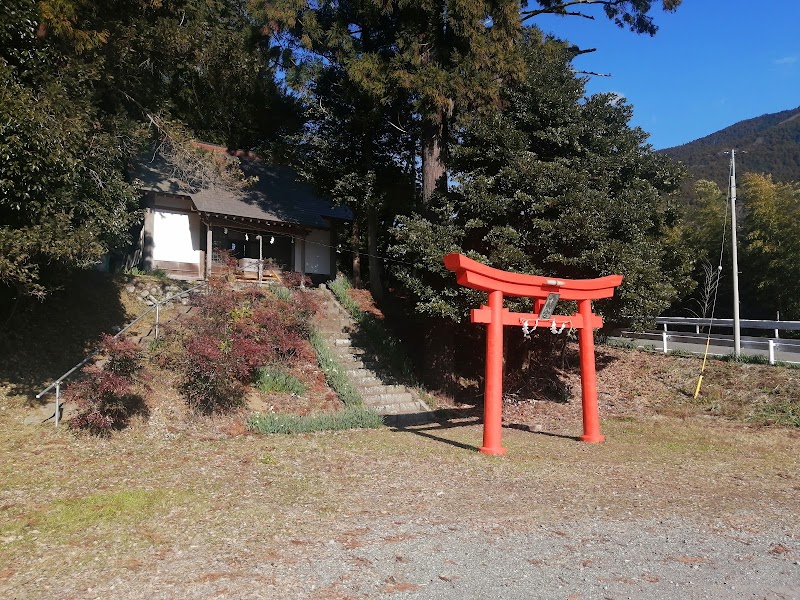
(152, 210, 201, 264)
(294, 230, 331, 275)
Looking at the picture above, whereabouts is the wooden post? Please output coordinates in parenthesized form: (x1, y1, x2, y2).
(577, 299, 604, 443)
(299, 237, 306, 288)
(205, 226, 213, 279)
(481, 290, 507, 455)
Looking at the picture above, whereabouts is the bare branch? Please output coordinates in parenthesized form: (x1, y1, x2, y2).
(145, 113, 256, 193)
(572, 69, 612, 77)
(387, 119, 408, 134)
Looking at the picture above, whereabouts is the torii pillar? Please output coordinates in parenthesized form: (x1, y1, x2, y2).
(444, 253, 623, 455)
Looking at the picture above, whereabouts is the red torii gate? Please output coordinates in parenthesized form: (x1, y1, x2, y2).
(444, 253, 623, 455)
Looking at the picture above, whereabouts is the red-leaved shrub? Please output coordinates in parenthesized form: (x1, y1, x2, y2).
(282, 271, 313, 289)
(67, 335, 145, 434)
(168, 281, 319, 413)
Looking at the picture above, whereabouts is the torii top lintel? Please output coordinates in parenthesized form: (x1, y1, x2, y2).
(443, 253, 622, 301)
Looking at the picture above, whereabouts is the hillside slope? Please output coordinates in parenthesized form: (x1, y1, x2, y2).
(660, 106, 800, 187)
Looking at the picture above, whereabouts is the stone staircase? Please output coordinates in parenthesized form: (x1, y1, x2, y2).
(315, 286, 432, 425)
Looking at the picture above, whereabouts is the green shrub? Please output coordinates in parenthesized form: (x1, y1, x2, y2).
(254, 365, 306, 395)
(269, 285, 293, 302)
(247, 406, 383, 434)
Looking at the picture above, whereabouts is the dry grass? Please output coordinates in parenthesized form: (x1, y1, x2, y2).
(1, 274, 799, 597)
(2, 358, 799, 598)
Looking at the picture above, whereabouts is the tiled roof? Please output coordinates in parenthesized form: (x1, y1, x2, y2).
(132, 148, 351, 229)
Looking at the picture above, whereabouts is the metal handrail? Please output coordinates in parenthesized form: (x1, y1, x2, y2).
(35, 281, 207, 425)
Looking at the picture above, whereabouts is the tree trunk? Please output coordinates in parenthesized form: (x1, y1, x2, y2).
(351, 219, 362, 288)
(367, 205, 383, 300)
(421, 109, 448, 204)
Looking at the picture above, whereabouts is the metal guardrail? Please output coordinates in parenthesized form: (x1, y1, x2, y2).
(34, 281, 207, 426)
(620, 329, 800, 365)
(656, 316, 800, 335)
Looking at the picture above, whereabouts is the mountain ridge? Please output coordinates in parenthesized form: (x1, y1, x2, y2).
(659, 106, 800, 187)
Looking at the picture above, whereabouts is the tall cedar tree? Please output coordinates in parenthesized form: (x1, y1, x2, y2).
(390, 32, 692, 327)
(289, 49, 414, 296)
(259, 0, 682, 204)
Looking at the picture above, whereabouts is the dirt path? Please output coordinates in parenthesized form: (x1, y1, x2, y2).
(2, 398, 798, 599)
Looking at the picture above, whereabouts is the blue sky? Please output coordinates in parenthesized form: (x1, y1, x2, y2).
(534, 1, 800, 150)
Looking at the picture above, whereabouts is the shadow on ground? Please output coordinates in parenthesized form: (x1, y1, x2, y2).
(389, 405, 581, 452)
(0, 270, 130, 401)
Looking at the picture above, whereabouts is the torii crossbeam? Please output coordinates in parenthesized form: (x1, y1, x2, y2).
(444, 253, 623, 455)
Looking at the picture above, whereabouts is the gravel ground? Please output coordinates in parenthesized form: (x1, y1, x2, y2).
(30, 514, 798, 600)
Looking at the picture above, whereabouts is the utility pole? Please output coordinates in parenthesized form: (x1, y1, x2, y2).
(730, 150, 741, 357)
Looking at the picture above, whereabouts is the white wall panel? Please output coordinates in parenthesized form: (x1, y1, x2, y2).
(152, 210, 201, 264)
(303, 230, 331, 275)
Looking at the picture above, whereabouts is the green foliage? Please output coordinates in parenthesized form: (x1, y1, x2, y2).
(661, 106, 800, 187)
(246, 406, 383, 434)
(676, 172, 800, 321)
(390, 32, 692, 326)
(254, 365, 306, 396)
(328, 276, 362, 320)
(269, 285, 294, 302)
(720, 353, 771, 365)
(0, 60, 140, 297)
(0, 0, 300, 305)
(741, 173, 800, 319)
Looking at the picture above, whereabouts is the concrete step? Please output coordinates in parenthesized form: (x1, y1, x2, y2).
(361, 384, 408, 396)
(318, 319, 353, 329)
(363, 391, 414, 405)
(334, 346, 367, 356)
(369, 401, 427, 414)
(342, 360, 377, 377)
(383, 411, 438, 427)
(318, 284, 434, 421)
(339, 358, 367, 371)
(351, 375, 381, 386)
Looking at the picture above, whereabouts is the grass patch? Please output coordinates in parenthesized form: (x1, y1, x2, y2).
(268, 284, 293, 302)
(603, 337, 638, 350)
(247, 327, 383, 435)
(247, 406, 384, 434)
(309, 328, 363, 408)
(254, 365, 306, 395)
(328, 276, 363, 317)
(1, 489, 171, 543)
(721, 353, 771, 365)
(750, 399, 800, 427)
(44, 490, 167, 532)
